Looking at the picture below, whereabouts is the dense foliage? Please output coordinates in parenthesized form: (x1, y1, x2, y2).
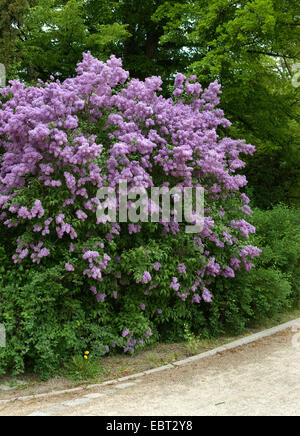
(1, 205, 298, 376)
(0, 1, 299, 378)
(203, 206, 300, 336)
(0, 53, 263, 374)
(153, 0, 300, 207)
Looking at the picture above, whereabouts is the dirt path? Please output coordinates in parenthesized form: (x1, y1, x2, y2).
(1, 329, 300, 416)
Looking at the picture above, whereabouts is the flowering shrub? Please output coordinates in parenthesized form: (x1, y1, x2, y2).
(0, 53, 262, 367)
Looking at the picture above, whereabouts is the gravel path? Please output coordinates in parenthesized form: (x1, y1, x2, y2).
(1, 329, 300, 416)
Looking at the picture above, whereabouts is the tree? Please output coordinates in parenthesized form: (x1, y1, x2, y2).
(154, 0, 300, 207)
(84, 0, 193, 81)
(0, 0, 31, 69)
(10, 0, 197, 83)
(6, 0, 130, 82)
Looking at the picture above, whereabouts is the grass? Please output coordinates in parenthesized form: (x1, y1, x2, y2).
(1, 306, 300, 399)
(62, 356, 109, 382)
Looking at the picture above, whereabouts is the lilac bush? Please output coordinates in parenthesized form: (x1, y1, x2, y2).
(0, 53, 261, 356)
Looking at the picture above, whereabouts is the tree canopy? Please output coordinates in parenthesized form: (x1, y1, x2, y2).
(0, 0, 299, 207)
(153, 0, 300, 207)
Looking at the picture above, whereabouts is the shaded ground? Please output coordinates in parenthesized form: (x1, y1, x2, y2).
(1, 328, 299, 416)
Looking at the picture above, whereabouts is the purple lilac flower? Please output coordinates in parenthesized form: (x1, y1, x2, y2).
(202, 287, 212, 303)
(170, 277, 180, 291)
(192, 294, 201, 304)
(177, 263, 186, 274)
(96, 293, 106, 302)
(153, 262, 161, 271)
(122, 329, 130, 338)
(142, 271, 151, 284)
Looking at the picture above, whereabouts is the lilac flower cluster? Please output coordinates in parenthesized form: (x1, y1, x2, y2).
(120, 328, 150, 353)
(82, 249, 111, 282)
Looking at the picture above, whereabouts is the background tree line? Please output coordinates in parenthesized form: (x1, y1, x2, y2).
(0, 0, 299, 208)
